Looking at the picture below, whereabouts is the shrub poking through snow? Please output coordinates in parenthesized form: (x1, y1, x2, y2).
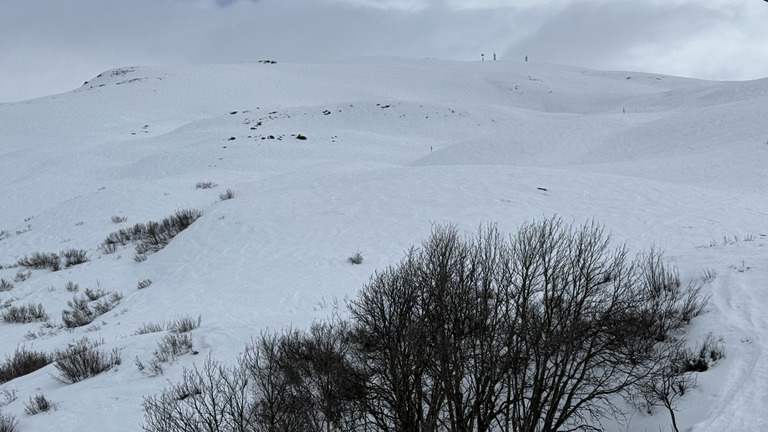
(681, 332, 725, 372)
(137, 279, 153, 290)
(136, 315, 200, 375)
(61, 288, 122, 329)
(100, 209, 203, 261)
(16, 249, 88, 271)
(134, 322, 165, 335)
(0, 279, 12, 292)
(54, 337, 122, 384)
(167, 315, 201, 334)
(83, 287, 107, 301)
(24, 393, 57, 415)
(0, 347, 53, 384)
(17, 252, 61, 271)
(111, 215, 128, 224)
(347, 251, 363, 264)
(195, 181, 217, 189)
(1, 303, 49, 324)
(13, 270, 30, 283)
(219, 189, 235, 201)
(59, 249, 88, 267)
(0, 412, 18, 432)
(147, 333, 196, 375)
(64, 281, 79, 292)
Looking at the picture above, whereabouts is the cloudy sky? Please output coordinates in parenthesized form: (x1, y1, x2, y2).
(2, 0, 767, 102)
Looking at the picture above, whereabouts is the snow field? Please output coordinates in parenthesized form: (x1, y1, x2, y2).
(0, 57, 766, 431)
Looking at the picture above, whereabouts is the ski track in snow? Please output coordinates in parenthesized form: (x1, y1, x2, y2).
(0, 58, 766, 431)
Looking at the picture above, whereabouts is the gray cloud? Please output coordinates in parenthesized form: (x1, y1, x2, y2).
(1, 0, 766, 102)
(502, 1, 768, 79)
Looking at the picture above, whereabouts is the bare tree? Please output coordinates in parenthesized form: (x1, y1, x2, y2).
(349, 250, 439, 432)
(142, 356, 253, 432)
(348, 217, 707, 432)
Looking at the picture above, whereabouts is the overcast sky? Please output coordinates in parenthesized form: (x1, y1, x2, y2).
(2, 0, 767, 102)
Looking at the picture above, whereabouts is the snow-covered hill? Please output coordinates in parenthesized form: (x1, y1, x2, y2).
(0, 57, 766, 431)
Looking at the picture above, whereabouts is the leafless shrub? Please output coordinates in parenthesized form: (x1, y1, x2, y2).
(24, 393, 58, 415)
(0, 412, 18, 432)
(142, 356, 252, 432)
(636, 342, 697, 432)
(61, 289, 122, 329)
(83, 287, 107, 301)
(134, 322, 166, 335)
(1, 303, 49, 324)
(681, 332, 725, 372)
(137, 279, 153, 289)
(219, 189, 235, 201)
(100, 209, 203, 260)
(111, 215, 128, 224)
(17, 252, 61, 271)
(13, 270, 31, 283)
(60, 248, 89, 267)
(65, 281, 79, 292)
(0, 389, 17, 407)
(92, 292, 123, 315)
(347, 251, 363, 265)
(730, 259, 750, 273)
(61, 296, 94, 328)
(699, 267, 718, 283)
(167, 315, 201, 334)
(0, 347, 53, 384)
(153, 333, 196, 364)
(54, 337, 122, 384)
(101, 242, 118, 254)
(637, 332, 724, 432)
(0, 279, 12, 292)
(195, 181, 217, 189)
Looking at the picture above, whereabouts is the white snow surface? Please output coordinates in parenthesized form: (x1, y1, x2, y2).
(0, 57, 766, 431)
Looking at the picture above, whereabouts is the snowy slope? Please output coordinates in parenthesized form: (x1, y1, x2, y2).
(0, 57, 766, 431)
